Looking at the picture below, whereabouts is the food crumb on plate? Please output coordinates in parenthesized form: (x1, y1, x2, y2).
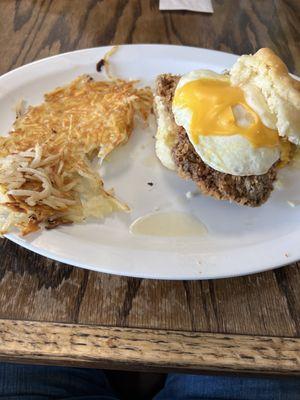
(96, 59, 105, 72)
(287, 200, 300, 207)
(185, 190, 199, 199)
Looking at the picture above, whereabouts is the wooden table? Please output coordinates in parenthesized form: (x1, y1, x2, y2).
(0, 0, 299, 376)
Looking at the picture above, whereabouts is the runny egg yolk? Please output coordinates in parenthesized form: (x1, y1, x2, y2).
(173, 77, 280, 148)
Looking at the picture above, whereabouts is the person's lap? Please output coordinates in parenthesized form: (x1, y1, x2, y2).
(0, 363, 116, 400)
(153, 373, 300, 400)
(0, 362, 299, 400)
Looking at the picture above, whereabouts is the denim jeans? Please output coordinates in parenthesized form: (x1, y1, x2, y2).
(0, 363, 299, 400)
(154, 373, 300, 400)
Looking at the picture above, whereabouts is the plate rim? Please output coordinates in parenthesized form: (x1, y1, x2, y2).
(1, 43, 238, 78)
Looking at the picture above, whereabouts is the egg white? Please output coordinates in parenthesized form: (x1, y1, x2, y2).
(172, 70, 280, 176)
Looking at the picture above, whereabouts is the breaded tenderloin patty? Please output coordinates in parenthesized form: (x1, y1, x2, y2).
(155, 74, 277, 207)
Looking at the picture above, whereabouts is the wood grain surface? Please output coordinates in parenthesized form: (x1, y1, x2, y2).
(0, 0, 300, 373)
(1, 319, 299, 375)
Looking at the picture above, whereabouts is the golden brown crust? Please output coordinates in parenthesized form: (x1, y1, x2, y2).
(252, 48, 300, 107)
(0, 75, 152, 235)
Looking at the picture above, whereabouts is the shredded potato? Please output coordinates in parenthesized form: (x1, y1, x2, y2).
(0, 64, 153, 235)
(103, 45, 119, 79)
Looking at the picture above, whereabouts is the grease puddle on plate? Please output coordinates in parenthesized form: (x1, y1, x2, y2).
(129, 211, 207, 237)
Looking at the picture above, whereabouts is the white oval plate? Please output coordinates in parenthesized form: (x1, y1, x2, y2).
(1, 45, 300, 280)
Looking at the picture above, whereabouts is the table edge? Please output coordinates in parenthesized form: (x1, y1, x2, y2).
(0, 319, 299, 375)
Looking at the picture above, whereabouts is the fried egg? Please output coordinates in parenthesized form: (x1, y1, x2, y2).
(172, 70, 281, 176)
